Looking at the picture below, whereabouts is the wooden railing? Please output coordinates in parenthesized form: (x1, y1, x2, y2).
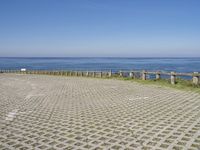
(1, 69, 200, 85)
(119, 70, 200, 85)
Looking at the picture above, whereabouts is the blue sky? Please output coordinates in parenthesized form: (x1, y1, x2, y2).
(0, 0, 200, 57)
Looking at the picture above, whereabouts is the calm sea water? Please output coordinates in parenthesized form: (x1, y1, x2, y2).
(0, 57, 200, 73)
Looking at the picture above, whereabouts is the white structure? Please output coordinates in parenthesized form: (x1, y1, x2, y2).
(21, 68, 26, 72)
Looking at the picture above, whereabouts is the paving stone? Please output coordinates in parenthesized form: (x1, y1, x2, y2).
(0, 74, 200, 149)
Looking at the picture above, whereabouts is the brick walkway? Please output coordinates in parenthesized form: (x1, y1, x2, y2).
(0, 74, 200, 150)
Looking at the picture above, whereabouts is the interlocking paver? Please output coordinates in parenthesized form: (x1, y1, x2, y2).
(0, 74, 200, 150)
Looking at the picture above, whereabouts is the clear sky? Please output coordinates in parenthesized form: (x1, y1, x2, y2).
(0, 0, 200, 57)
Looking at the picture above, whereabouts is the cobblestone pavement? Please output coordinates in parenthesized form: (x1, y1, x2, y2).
(0, 74, 200, 150)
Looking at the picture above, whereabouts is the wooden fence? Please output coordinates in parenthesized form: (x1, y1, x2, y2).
(0, 69, 200, 85)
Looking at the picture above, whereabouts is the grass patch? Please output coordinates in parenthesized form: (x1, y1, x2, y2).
(117, 77, 200, 93)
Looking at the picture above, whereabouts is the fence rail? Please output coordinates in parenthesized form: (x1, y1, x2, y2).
(0, 69, 200, 85)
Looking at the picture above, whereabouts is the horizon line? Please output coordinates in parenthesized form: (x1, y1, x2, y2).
(0, 56, 200, 59)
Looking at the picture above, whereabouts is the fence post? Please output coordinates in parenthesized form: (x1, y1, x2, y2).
(93, 72, 95, 77)
(142, 70, 147, 80)
(109, 70, 112, 77)
(193, 72, 199, 85)
(119, 71, 123, 77)
(129, 71, 134, 78)
(100, 72, 102, 78)
(171, 72, 176, 85)
(156, 71, 161, 80)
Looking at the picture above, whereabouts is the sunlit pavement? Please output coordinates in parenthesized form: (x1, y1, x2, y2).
(0, 74, 200, 150)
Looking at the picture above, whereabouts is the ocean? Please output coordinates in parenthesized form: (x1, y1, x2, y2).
(0, 57, 200, 73)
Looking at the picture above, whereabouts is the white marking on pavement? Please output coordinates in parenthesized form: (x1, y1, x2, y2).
(5, 109, 18, 121)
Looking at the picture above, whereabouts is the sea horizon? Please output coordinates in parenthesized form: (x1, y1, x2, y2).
(1, 56, 200, 59)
